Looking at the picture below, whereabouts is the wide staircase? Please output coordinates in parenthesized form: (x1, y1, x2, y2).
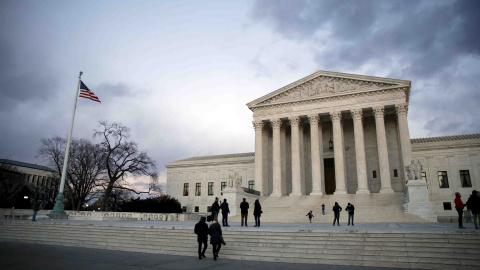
(1, 222, 479, 269)
(230, 193, 427, 223)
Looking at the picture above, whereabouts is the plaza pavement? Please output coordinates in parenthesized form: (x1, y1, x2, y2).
(1, 241, 410, 270)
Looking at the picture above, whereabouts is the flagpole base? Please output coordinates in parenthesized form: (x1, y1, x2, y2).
(48, 193, 68, 219)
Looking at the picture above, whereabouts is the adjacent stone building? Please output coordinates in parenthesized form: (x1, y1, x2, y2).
(166, 70, 480, 220)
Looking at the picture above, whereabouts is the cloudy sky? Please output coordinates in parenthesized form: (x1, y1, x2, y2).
(1, 0, 479, 187)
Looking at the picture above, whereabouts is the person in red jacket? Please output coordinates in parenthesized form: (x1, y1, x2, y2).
(454, 192, 466, 229)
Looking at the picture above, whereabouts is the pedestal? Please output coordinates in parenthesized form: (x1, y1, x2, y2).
(405, 180, 437, 222)
(222, 187, 260, 216)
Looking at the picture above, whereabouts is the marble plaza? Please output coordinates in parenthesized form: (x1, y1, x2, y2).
(166, 70, 480, 222)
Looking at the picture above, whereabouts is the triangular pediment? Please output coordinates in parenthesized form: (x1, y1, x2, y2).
(247, 70, 411, 109)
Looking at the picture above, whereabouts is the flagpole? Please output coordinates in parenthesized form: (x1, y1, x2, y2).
(50, 71, 83, 218)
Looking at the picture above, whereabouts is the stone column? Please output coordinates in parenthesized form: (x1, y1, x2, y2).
(253, 120, 264, 195)
(271, 119, 283, 196)
(373, 106, 394, 193)
(309, 114, 324, 195)
(289, 116, 302, 196)
(351, 109, 370, 194)
(330, 111, 347, 194)
(395, 103, 412, 179)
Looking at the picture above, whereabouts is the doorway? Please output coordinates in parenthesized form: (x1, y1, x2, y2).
(324, 158, 336, 195)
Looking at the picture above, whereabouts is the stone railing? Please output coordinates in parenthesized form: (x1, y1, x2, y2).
(242, 187, 261, 196)
(0, 208, 200, 222)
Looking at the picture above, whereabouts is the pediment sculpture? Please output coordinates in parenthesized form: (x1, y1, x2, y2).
(258, 76, 397, 105)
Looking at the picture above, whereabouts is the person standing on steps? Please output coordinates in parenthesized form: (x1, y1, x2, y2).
(253, 199, 262, 227)
(345, 203, 355, 226)
(240, 198, 249, 227)
(220, 198, 230, 227)
(32, 199, 41, 222)
(194, 216, 209, 260)
(454, 192, 466, 229)
(322, 203, 325, 215)
(332, 202, 342, 226)
(466, 190, 480, 229)
(306, 210, 314, 223)
(209, 220, 225, 260)
(211, 197, 220, 222)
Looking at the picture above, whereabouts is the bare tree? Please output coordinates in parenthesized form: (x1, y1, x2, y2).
(38, 136, 105, 210)
(0, 162, 26, 208)
(95, 121, 158, 211)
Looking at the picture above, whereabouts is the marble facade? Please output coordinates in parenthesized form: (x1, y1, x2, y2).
(166, 70, 480, 219)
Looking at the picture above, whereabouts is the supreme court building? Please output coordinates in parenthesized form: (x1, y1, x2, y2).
(166, 70, 480, 221)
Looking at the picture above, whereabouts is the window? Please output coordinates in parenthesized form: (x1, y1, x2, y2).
(208, 182, 214, 196)
(221, 182, 227, 191)
(183, 183, 189, 196)
(207, 206, 212, 212)
(443, 202, 452, 210)
(393, 169, 398, 178)
(195, 183, 201, 196)
(182, 206, 187, 213)
(194, 206, 199, 212)
(438, 171, 449, 188)
(421, 172, 427, 181)
(248, 180, 255, 190)
(373, 171, 377, 178)
(460, 170, 472, 188)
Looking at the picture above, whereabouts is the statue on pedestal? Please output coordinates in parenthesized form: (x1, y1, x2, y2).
(405, 160, 423, 180)
(227, 171, 242, 188)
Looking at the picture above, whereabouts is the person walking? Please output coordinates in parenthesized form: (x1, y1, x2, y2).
(253, 199, 262, 227)
(454, 192, 466, 229)
(209, 221, 225, 260)
(322, 203, 325, 215)
(211, 197, 220, 222)
(240, 198, 249, 227)
(345, 203, 355, 226)
(32, 199, 41, 222)
(220, 198, 230, 227)
(332, 202, 342, 226)
(194, 216, 209, 260)
(466, 190, 480, 229)
(306, 210, 314, 223)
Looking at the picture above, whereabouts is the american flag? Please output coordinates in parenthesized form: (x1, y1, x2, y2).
(79, 81, 101, 103)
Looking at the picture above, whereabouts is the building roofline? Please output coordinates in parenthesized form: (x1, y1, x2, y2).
(0, 159, 56, 172)
(411, 133, 480, 144)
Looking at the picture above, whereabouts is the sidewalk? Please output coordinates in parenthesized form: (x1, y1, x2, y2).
(0, 242, 402, 270)
(5, 218, 479, 234)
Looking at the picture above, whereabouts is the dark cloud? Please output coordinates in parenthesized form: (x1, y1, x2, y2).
(251, 0, 480, 136)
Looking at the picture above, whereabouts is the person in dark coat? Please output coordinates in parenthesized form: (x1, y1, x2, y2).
(454, 192, 466, 229)
(345, 203, 355, 226)
(220, 198, 230, 227)
(253, 199, 262, 227)
(211, 197, 220, 222)
(32, 200, 41, 222)
(209, 221, 224, 260)
(240, 198, 249, 227)
(332, 202, 342, 226)
(194, 216, 209, 259)
(306, 210, 314, 223)
(466, 190, 480, 229)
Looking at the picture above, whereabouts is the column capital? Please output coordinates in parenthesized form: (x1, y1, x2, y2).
(252, 120, 264, 131)
(395, 103, 409, 115)
(289, 116, 301, 127)
(308, 114, 319, 124)
(271, 118, 282, 129)
(330, 111, 342, 122)
(373, 106, 385, 118)
(351, 109, 363, 120)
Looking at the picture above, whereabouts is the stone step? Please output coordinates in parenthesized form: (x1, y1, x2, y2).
(2, 223, 480, 269)
(2, 235, 479, 269)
